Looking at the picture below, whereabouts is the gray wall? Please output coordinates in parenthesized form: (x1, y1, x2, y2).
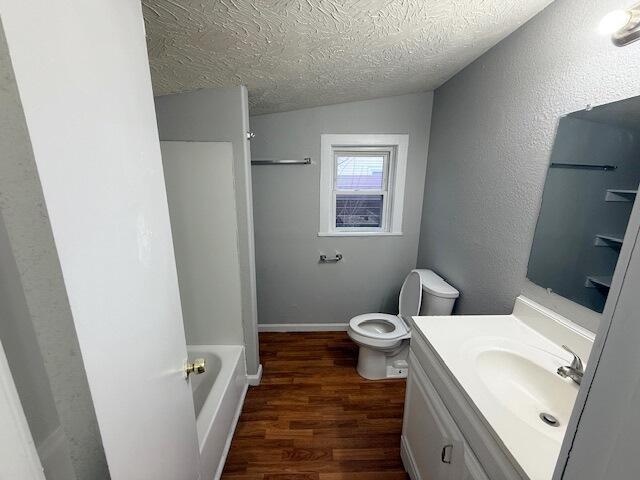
(0, 216, 59, 450)
(155, 87, 260, 375)
(250, 92, 433, 325)
(417, 0, 640, 321)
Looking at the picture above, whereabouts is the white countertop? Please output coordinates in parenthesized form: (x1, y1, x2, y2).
(412, 298, 593, 480)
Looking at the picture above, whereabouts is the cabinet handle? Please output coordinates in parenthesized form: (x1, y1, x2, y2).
(441, 444, 453, 464)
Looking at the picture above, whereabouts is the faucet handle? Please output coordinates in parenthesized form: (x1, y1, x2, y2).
(562, 345, 584, 371)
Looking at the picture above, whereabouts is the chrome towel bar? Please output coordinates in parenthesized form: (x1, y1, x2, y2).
(550, 163, 617, 171)
(251, 157, 311, 165)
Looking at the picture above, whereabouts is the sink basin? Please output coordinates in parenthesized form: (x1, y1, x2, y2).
(476, 349, 578, 434)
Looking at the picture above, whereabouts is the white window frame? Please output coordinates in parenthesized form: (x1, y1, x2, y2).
(319, 134, 409, 236)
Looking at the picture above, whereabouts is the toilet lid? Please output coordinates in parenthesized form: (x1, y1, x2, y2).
(398, 271, 422, 322)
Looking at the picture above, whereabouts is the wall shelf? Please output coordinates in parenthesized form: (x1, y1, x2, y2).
(585, 275, 612, 289)
(605, 189, 637, 202)
(594, 234, 624, 247)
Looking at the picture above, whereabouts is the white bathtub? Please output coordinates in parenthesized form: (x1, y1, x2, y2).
(188, 345, 247, 480)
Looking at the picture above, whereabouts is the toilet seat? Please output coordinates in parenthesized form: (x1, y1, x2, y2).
(348, 313, 410, 350)
(349, 313, 408, 339)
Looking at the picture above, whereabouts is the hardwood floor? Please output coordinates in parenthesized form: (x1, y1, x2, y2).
(221, 332, 409, 480)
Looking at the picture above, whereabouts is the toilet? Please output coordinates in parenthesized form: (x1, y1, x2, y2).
(347, 269, 459, 380)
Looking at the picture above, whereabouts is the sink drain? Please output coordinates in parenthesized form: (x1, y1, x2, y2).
(539, 412, 560, 427)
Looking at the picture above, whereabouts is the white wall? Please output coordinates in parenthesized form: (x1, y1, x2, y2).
(0, 0, 197, 477)
(416, 0, 640, 331)
(162, 141, 244, 345)
(155, 87, 260, 375)
(250, 92, 433, 325)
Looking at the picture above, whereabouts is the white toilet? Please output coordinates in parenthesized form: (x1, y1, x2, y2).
(347, 269, 459, 380)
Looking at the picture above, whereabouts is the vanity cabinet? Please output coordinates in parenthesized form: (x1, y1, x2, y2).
(402, 351, 488, 480)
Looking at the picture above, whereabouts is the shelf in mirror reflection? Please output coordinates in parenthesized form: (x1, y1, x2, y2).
(594, 234, 624, 247)
(585, 275, 612, 289)
(605, 189, 637, 202)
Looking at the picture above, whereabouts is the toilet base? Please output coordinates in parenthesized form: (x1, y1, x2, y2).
(356, 342, 409, 380)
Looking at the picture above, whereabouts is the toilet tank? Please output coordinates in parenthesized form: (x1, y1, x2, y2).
(415, 270, 459, 316)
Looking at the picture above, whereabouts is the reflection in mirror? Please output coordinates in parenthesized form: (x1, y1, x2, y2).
(528, 96, 640, 313)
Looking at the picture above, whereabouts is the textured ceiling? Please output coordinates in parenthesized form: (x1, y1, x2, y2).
(143, 0, 552, 115)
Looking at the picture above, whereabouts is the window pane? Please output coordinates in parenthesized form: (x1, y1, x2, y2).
(335, 155, 385, 190)
(336, 194, 383, 228)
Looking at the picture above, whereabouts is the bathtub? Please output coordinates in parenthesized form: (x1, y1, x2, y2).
(188, 345, 247, 480)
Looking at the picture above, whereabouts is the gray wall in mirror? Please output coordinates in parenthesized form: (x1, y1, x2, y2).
(416, 0, 640, 332)
(528, 104, 640, 313)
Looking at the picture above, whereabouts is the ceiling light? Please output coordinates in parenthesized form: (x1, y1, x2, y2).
(599, 10, 632, 35)
(599, 3, 640, 46)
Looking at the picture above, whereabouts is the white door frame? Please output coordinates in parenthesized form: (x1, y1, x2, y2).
(0, 338, 45, 480)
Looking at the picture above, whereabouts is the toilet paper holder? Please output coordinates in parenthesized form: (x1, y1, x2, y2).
(319, 253, 343, 263)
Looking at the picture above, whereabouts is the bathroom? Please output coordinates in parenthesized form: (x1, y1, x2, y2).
(1, 0, 640, 479)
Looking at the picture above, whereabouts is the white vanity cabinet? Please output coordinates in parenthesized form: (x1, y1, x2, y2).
(403, 300, 594, 480)
(402, 352, 488, 480)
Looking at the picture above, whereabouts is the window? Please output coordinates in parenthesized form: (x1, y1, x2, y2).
(319, 134, 409, 236)
(334, 150, 389, 230)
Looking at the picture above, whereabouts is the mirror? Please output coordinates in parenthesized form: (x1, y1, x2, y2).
(528, 96, 640, 313)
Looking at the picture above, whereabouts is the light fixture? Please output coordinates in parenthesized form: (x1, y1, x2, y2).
(599, 10, 632, 34)
(599, 3, 640, 46)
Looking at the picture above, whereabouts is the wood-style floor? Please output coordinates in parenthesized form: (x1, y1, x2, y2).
(221, 332, 409, 480)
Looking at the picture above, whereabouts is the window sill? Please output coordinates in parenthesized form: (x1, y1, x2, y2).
(317, 231, 403, 237)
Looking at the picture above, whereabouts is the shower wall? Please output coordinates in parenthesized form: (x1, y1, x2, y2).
(161, 141, 245, 346)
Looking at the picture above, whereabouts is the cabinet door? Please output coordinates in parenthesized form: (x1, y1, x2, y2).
(462, 452, 490, 480)
(403, 358, 464, 480)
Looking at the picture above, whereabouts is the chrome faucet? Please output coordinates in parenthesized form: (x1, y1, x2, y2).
(557, 345, 584, 385)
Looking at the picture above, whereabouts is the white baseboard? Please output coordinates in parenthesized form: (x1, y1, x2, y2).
(258, 323, 348, 332)
(247, 364, 263, 386)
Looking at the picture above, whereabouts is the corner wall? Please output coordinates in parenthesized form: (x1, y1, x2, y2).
(0, 212, 70, 479)
(155, 87, 260, 375)
(250, 92, 433, 326)
(416, 0, 640, 329)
